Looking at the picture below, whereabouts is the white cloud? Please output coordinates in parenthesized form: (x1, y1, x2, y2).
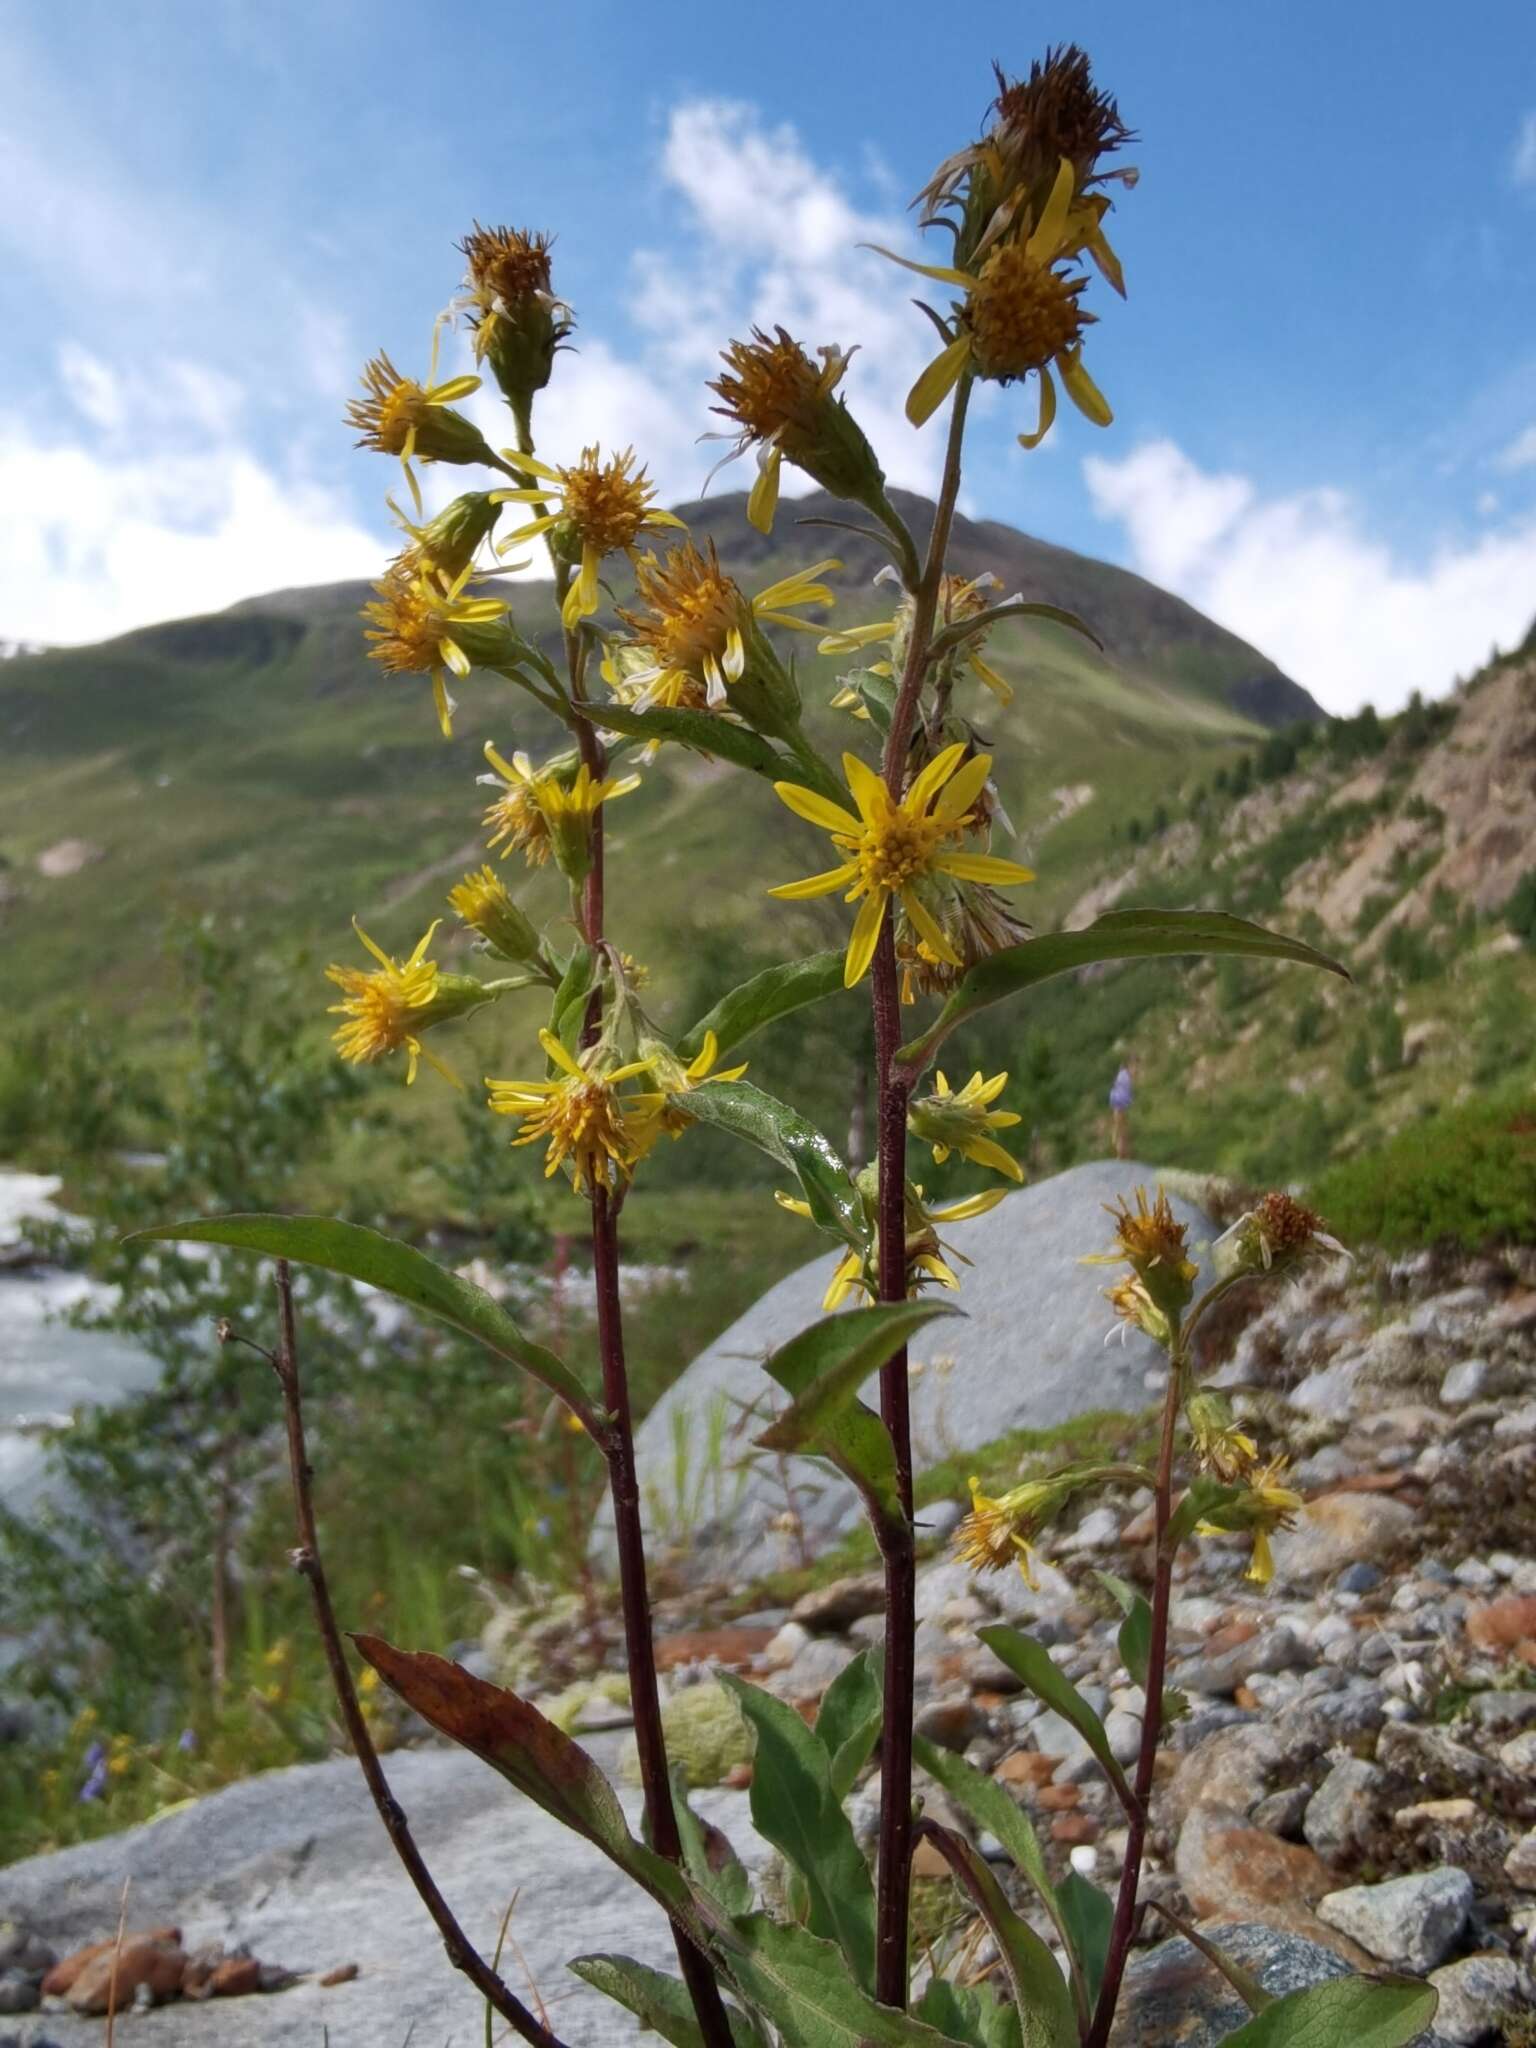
(1513, 112, 1536, 189)
(0, 345, 379, 645)
(1085, 438, 1536, 714)
(1497, 422, 1536, 472)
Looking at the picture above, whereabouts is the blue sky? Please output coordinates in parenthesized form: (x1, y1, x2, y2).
(4, 0, 1535, 711)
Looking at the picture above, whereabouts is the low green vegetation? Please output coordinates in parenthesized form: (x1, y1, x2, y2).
(1311, 1093, 1536, 1252)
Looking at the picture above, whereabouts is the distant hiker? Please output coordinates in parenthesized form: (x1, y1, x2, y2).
(1109, 1060, 1134, 1160)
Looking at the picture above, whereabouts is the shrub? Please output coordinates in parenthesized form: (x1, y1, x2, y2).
(1312, 1095, 1536, 1250)
(1507, 869, 1536, 948)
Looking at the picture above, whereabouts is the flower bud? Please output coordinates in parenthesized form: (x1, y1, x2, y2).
(458, 224, 573, 416)
(447, 865, 541, 963)
(407, 492, 503, 582)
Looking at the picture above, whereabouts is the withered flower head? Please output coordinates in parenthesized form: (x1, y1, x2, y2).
(990, 46, 1134, 195)
(459, 223, 555, 304)
(457, 223, 572, 409)
(1213, 1192, 1349, 1281)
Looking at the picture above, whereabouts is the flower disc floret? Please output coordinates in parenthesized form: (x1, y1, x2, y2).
(769, 743, 1034, 987)
(494, 446, 683, 628)
(965, 240, 1091, 381)
(486, 1031, 660, 1196)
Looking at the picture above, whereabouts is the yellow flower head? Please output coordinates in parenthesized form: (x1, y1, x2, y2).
(460, 222, 555, 307)
(1103, 1272, 1173, 1349)
(481, 742, 640, 880)
(345, 337, 487, 513)
(493, 446, 684, 628)
(457, 223, 573, 409)
(611, 539, 838, 716)
(954, 1471, 1078, 1589)
(1196, 1457, 1305, 1586)
(362, 559, 512, 737)
(778, 1175, 1007, 1312)
(486, 1030, 661, 1196)
(908, 1070, 1023, 1183)
(965, 239, 1093, 383)
(627, 1030, 749, 1154)
(326, 920, 457, 1086)
(824, 569, 1013, 709)
(1186, 1390, 1260, 1486)
(769, 743, 1034, 988)
(708, 326, 882, 534)
(446, 864, 540, 963)
(1086, 1186, 1198, 1318)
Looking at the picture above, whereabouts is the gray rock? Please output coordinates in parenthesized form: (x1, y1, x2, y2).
(1288, 1356, 1366, 1420)
(596, 1160, 1214, 1576)
(1441, 1359, 1496, 1406)
(1103, 1708, 1144, 1767)
(1466, 1692, 1536, 1735)
(1500, 1731, 1536, 1774)
(918, 1498, 966, 1543)
(1268, 1493, 1416, 1586)
(1506, 1831, 1536, 1889)
(1427, 1955, 1523, 2045)
(1252, 1783, 1312, 1839)
(1318, 1866, 1474, 1971)
(1303, 1756, 1384, 1862)
(789, 1572, 885, 1633)
(1337, 1560, 1384, 1595)
(0, 1977, 37, 2017)
(1494, 1403, 1536, 1441)
(1108, 1922, 1352, 2048)
(0, 1734, 768, 2045)
(1173, 1623, 1312, 1698)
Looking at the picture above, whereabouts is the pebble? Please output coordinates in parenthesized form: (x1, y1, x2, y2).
(1317, 1866, 1473, 1972)
(1440, 1358, 1496, 1406)
(1302, 1756, 1384, 1863)
(1426, 1953, 1524, 2046)
(1493, 1402, 1536, 1440)
(1335, 1560, 1383, 1595)
(1505, 1832, 1536, 1890)
(1266, 1493, 1416, 1586)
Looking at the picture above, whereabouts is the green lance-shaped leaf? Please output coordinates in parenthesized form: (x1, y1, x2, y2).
(717, 1675, 877, 1992)
(1056, 1873, 1114, 2012)
(353, 1639, 700, 1931)
(755, 1300, 959, 1454)
(897, 909, 1350, 1072)
(1095, 1569, 1152, 1691)
(911, 1737, 1080, 2019)
(719, 1914, 970, 2047)
(919, 1822, 1076, 2048)
(915, 1978, 1024, 2048)
(1144, 1905, 1274, 2014)
(1215, 1974, 1438, 2048)
(976, 1626, 1134, 1813)
(568, 1954, 765, 2048)
(758, 1312, 904, 1533)
(677, 951, 848, 1064)
(550, 940, 596, 1053)
(126, 1214, 604, 1437)
(594, 702, 794, 781)
(681, 1079, 863, 1244)
(813, 1648, 883, 1803)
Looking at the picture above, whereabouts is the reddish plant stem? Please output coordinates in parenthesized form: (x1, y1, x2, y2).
(1085, 1349, 1183, 2048)
(267, 1264, 569, 2048)
(572, 701, 733, 2048)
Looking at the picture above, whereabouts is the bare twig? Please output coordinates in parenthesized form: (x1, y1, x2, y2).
(267, 1262, 569, 2048)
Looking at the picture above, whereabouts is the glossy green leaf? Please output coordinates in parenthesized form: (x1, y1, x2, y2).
(568, 1954, 763, 2048)
(677, 951, 848, 1063)
(352, 1639, 697, 1930)
(1057, 1874, 1113, 2011)
(897, 909, 1349, 1071)
(596, 701, 791, 780)
(759, 1315, 903, 1532)
(718, 1675, 877, 1991)
(921, 1824, 1076, 2048)
(721, 1914, 968, 2047)
(680, 1080, 863, 1244)
(814, 1649, 883, 1803)
(669, 1766, 754, 1919)
(915, 1979, 1023, 2048)
(911, 1737, 1079, 2018)
(126, 1214, 603, 1435)
(977, 1627, 1134, 1812)
(756, 1301, 958, 1453)
(1216, 1975, 1438, 2048)
(1095, 1569, 1152, 1692)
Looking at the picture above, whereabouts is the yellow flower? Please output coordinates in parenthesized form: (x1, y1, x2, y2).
(1102, 1272, 1172, 1349)
(486, 1030, 661, 1196)
(707, 326, 882, 534)
(446, 865, 541, 963)
(326, 920, 459, 1086)
(908, 1070, 1023, 1182)
(457, 223, 572, 404)
(778, 1180, 1007, 1311)
(953, 1472, 1078, 1589)
(1196, 1457, 1304, 1586)
(1186, 1391, 1260, 1485)
(627, 1030, 749, 1154)
(768, 743, 1034, 988)
(345, 332, 487, 514)
(878, 159, 1112, 450)
(824, 570, 1013, 707)
(481, 743, 639, 880)
(1085, 1186, 1198, 1317)
(610, 539, 839, 715)
(362, 559, 512, 737)
(493, 445, 684, 628)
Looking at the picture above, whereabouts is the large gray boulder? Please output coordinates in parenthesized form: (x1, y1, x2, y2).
(0, 1733, 766, 2045)
(596, 1160, 1213, 1578)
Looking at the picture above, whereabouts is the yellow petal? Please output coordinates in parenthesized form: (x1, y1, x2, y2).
(537, 1028, 581, 1076)
(439, 637, 471, 678)
(501, 450, 560, 480)
(561, 544, 600, 627)
(907, 741, 969, 817)
(352, 919, 392, 969)
(429, 374, 481, 404)
(817, 620, 895, 654)
(431, 670, 455, 738)
(863, 244, 975, 288)
(929, 1187, 1009, 1222)
(962, 1135, 1024, 1183)
(843, 889, 888, 986)
(934, 852, 1036, 886)
(767, 864, 860, 901)
(969, 653, 1014, 704)
(906, 337, 970, 428)
(1018, 364, 1058, 452)
(899, 887, 962, 967)
(773, 781, 861, 835)
(841, 750, 888, 825)
(483, 740, 521, 784)
(1025, 156, 1076, 263)
(931, 751, 992, 821)
(747, 446, 782, 534)
(686, 1031, 719, 1080)
(1059, 350, 1113, 428)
